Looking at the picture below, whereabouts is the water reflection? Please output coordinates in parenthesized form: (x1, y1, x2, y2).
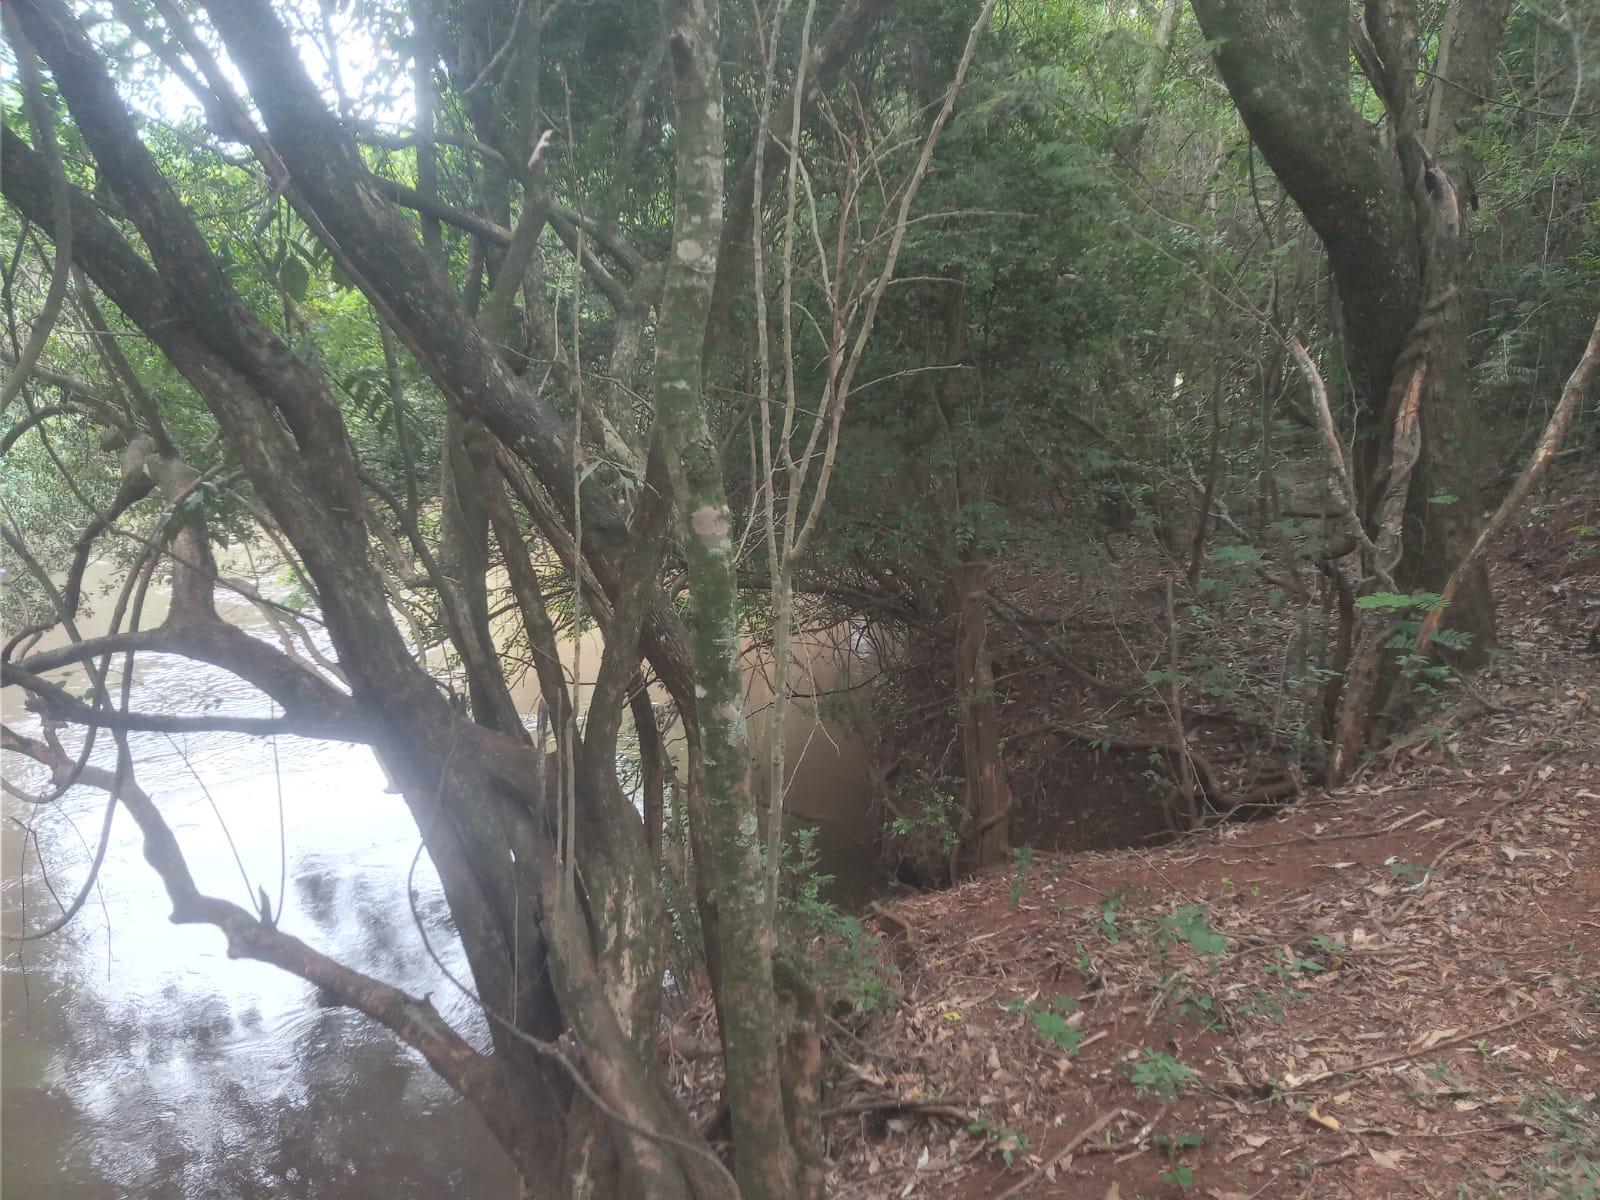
(3, 574, 882, 1197)
(2, 586, 516, 1198)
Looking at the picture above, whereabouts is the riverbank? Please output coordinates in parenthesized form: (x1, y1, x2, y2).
(678, 472, 1600, 1199)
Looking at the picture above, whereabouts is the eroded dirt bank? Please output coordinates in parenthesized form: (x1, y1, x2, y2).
(676, 476, 1600, 1199)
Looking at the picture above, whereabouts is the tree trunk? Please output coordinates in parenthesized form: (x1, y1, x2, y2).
(654, 0, 802, 1194)
(932, 276, 1012, 868)
(1407, 0, 1515, 667)
(1117, 0, 1183, 161)
(951, 559, 1013, 866)
(1190, 0, 1510, 761)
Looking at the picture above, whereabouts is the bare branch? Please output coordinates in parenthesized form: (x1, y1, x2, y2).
(0, 724, 512, 1132)
(1416, 309, 1600, 655)
(0, 7, 74, 420)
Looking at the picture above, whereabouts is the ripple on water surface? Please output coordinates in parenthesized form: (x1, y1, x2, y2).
(3, 595, 515, 1198)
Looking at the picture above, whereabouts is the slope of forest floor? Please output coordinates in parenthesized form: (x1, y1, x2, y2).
(809, 475, 1600, 1199)
(676, 473, 1600, 1198)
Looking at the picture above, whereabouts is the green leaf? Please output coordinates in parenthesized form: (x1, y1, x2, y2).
(1354, 590, 1445, 612)
(1031, 1009, 1084, 1055)
(1165, 904, 1228, 959)
(280, 256, 311, 301)
(1208, 544, 1263, 566)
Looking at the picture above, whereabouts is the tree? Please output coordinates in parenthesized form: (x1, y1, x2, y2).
(4, 1, 1595, 1190)
(1188, 0, 1513, 774)
(0, 0, 999, 1195)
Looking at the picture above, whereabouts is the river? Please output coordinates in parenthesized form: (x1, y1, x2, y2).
(1, 568, 877, 1197)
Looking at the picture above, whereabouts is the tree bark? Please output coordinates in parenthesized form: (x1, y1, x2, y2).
(654, 0, 801, 1194)
(1408, 0, 1516, 665)
(1190, 0, 1510, 757)
(932, 276, 1012, 868)
(1117, 0, 1183, 161)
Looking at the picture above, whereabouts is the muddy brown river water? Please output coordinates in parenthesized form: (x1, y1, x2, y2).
(2, 571, 878, 1197)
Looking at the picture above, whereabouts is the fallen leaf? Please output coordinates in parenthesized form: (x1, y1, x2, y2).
(1306, 1104, 1342, 1133)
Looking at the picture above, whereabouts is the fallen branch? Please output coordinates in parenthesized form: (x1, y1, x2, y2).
(994, 1107, 1140, 1200)
(867, 900, 915, 940)
(1288, 1002, 1569, 1090)
(823, 1096, 972, 1122)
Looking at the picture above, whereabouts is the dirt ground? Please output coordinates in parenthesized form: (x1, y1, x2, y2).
(672, 473, 1599, 1199)
(810, 481, 1600, 1199)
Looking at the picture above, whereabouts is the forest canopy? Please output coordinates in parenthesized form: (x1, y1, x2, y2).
(1, 0, 1596, 1196)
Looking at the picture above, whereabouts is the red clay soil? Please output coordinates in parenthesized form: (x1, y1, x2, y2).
(813, 480, 1600, 1199)
(672, 472, 1600, 1199)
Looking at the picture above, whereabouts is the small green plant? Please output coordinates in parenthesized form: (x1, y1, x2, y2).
(1126, 1049, 1199, 1100)
(1159, 1163, 1194, 1190)
(1156, 1131, 1204, 1157)
(1387, 859, 1428, 885)
(1352, 590, 1467, 706)
(1263, 947, 1326, 981)
(968, 1114, 1030, 1166)
(1175, 985, 1224, 1030)
(780, 828, 900, 1013)
(1353, 590, 1447, 614)
(1007, 994, 1084, 1055)
(1008, 843, 1034, 908)
(1568, 525, 1600, 561)
(1498, 1086, 1600, 1198)
(1090, 893, 1124, 942)
(884, 785, 962, 852)
(1237, 990, 1286, 1022)
(1073, 937, 1094, 974)
(1031, 1006, 1083, 1055)
(1156, 904, 1228, 960)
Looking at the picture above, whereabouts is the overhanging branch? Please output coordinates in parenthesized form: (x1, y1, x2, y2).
(0, 724, 515, 1139)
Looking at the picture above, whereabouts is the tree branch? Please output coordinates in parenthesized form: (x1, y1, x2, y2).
(0, 724, 515, 1141)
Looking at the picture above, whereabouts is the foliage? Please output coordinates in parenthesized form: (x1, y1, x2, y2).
(1125, 1048, 1200, 1100)
(968, 1113, 1030, 1166)
(1500, 1086, 1600, 1200)
(781, 828, 900, 1014)
(3, 0, 1597, 1192)
(885, 784, 964, 853)
(1005, 992, 1085, 1056)
(1156, 903, 1228, 960)
(1008, 842, 1034, 907)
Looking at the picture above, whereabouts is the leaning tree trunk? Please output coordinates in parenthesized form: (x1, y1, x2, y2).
(1190, 0, 1510, 768)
